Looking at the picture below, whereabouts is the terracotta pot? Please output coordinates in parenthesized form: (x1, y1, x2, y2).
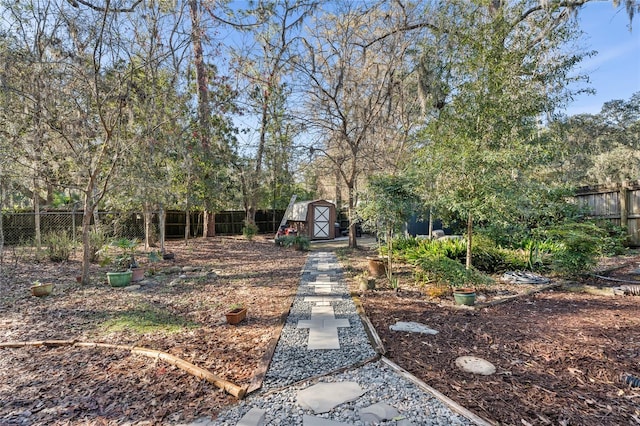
(367, 257, 387, 277)
(31, 283, 53, 297)
(131, 267, 145, 282)
(225, 307, 247, 325)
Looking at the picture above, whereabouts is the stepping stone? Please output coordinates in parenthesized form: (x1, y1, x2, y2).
(310, 284, 333, 294)
(389, 321, 439, 335)
(359, 402, 400, 422)
(455, 356, 496, 375)
(297, 306, 351, 349)
(302, 415, 350, 426)
(236, 408, 266, 426)
(297, 382, 364, 413)
(304, 296, 342, 306)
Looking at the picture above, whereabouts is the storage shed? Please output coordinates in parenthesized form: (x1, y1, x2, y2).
(286, 199, 337, 240)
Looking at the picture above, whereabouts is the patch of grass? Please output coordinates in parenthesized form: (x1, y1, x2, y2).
(101, 303, 197, 334)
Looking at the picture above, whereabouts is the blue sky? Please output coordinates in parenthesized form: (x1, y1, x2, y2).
(565, 2, 640, 116)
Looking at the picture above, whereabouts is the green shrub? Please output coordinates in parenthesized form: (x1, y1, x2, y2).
(275, 235, 310, 251)
(537, 222, 605, 277)
(594, 220, 628, 255)
(88, 228, 108, 263)
(44, 231, 75, 262)
(242, 221, 259, 241)
(415, 255, 493, 288)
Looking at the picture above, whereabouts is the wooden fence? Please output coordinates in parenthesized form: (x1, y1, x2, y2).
(575, 180, 640, 247)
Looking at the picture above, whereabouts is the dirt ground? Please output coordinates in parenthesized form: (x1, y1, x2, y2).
(1, 236, 639, 425)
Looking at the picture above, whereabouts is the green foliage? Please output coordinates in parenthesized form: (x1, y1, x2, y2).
(415, 255, 493, 288)
(402, 234, 528, 273)
(536, 222, 606, 277)
(101, 303, 196, 335)
(403, 238, 466, 265)
(357, 174, 420, 263)
(88, 228, 108, 263)
(242, 221, 259, 241)
(594, 220, 628, 256)
(110, 237, 139, 270)
(43, 231, 75, 262)
(275, 235, 310, 251)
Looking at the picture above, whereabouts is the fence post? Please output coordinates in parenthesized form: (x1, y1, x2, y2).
(620, 184, 628, 229)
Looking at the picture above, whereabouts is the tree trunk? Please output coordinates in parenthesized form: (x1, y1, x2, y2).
(34, 178, 41, 253)
(143, 203, 153, 249)
(184, 207, 191, 244)
(204, 211, 215, 237)
(158, 207, 166, 253)
(465, 212, 473, 270)
(347, 185, 358, 249)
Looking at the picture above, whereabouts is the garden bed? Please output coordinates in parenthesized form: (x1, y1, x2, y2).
(0, 236, 307, 425)
(344, 248, 640, 425)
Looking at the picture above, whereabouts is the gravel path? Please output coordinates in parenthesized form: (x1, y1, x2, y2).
(209, 251, 482, 426)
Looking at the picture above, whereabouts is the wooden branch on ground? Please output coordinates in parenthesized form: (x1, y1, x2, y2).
(0, 340, 247, 399)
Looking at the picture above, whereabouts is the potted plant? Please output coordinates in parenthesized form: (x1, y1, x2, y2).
(105, 238, 139, 287)
(357, 174, 419, 288)
(453, 287, 476, 306)
(30, 280, 53, 297)
(225, 303, 247, 325)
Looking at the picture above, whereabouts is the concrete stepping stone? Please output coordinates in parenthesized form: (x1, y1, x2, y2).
(389, 321, 439, 335)
(304, 296, 342, 306)
(236, 408, 266, 426)
(297, 382, 364, 413)
(302, 415, 351, 426)
(455, 356, 496, 375)
(359, 402, 400, 422)
(297, 306, 351, 349)
(310, 284, 334, 294)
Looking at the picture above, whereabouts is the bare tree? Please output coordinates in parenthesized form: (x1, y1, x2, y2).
(296, 1, 419, 248)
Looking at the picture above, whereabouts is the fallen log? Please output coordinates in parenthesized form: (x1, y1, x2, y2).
(0, 339, 246, 398)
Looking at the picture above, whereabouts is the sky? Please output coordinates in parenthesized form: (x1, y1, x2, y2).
(565, 2, 640, 116)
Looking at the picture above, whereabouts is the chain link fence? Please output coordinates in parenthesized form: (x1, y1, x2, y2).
(1, 211, 145, 245)
(0, 209, 287, 245)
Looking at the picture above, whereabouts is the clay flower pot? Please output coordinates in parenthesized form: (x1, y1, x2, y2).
(367, 257, 387, 277)
(31, 283, 53, 297)
(225, 307, 247, 325)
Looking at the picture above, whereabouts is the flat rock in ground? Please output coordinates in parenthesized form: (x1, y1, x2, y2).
(359, 402, 400, 422)
(455, 356, 496, 375)
(389, 321, 438, 334)
(302, 415, 351, 426)
(297, 382, 364, 413)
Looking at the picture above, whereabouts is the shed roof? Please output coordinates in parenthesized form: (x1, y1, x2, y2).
(286, 199, 334, 222)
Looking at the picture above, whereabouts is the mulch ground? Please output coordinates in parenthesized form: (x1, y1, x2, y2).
(1, 237, 639, 425)
(0, 236, 307, 425)
(343, 247, 640, 426)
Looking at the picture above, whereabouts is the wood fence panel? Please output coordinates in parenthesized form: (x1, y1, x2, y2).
(576, 180, 640, 247)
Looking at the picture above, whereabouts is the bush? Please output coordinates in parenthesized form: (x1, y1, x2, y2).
(88, 228, 108, 263)
(415, 255, 493, 288)
(275, 235, 310, 251)
(44, 231, 75, 262)
(537, 222, 605, 277)
(242, 221, 259, 241)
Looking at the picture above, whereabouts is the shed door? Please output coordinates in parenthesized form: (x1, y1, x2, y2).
(313, 205, 330, 238)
